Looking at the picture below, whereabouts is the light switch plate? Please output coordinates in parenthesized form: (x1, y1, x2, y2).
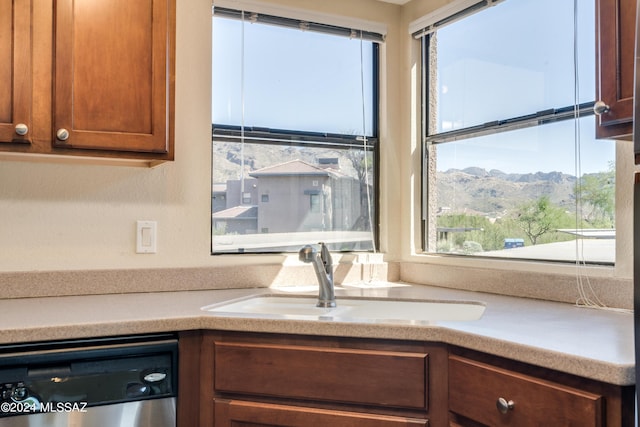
(136, 220, 157, 253)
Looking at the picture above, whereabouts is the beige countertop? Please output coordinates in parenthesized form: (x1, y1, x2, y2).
(0, 282, 634, 386)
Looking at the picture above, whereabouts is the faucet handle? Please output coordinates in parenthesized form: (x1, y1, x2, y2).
(318, 242, 332, 265)
(299, 245, 315, 263)
(318, 242, 333, 276)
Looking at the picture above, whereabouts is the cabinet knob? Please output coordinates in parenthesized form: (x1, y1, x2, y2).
(496, 397, 515, 414)
(56, 128, 70, 141)
(593, 101, 610, 116)
(15, 124, 28, 136)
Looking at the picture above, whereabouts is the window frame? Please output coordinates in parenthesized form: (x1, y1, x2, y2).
(419, 0, 611, 265)
(211, 8, 382, 255)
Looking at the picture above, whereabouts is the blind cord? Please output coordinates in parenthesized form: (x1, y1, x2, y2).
(571, 0, 627, 312)
(360, 33, 377, 255)
(239, 11, 246, 196)
(360, 32, 379, 283)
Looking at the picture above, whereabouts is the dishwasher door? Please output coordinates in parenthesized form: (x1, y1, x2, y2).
(0, 335, 177, 427)
(0, 398, 175, 427)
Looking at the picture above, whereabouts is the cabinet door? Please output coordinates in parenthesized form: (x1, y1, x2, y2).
(0, 0, 31, 144)
(449, 356, 603, 427)
(215, 400, 428, 427)
(596, 0, 636, 139)
(54, 0, 174, 155)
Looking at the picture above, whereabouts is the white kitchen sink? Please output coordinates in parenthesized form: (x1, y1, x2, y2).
(201, 295, 485, 323)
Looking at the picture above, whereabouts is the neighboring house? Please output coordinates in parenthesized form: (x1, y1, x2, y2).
(224, 178, 259, 208)
(211, 183, 227, 213)
(212, 205, 258, 235)
(211, 159, 363, 235)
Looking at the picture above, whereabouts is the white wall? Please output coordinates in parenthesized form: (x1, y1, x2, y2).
(0, 0, 404, 273)
(1, 0, 211, 271)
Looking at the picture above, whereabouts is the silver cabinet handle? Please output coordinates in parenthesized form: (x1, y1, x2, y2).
(593, 100, 610, 115)
(15, 123, 28, 136)
(496, 397, 515, 414)
(56, 128, 70, 141)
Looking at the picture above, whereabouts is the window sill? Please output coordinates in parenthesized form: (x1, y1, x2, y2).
(400, 254, 630, 310)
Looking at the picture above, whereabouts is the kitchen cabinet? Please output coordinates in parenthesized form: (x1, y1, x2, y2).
(0, 0, 175, 165)
(0, 0, 31, 146)
(180, 331, 633, 427)
(596, 0, 636, 140)
(203, 331, 449, 427)
(448, 350, 634, 427)
(214, 400, 429, 427)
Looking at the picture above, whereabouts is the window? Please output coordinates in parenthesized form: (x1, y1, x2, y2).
(420, 0, 615, 264)
(212, 7, 381, 254)
(310, 193, 321, 213)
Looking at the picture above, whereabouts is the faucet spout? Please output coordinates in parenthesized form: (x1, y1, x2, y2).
(299, 242, 336, 307)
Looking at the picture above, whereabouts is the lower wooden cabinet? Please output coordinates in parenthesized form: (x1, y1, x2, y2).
(449, 355, 601, 426)
(448, 352, 635, 427)
(214, 341, 428, 410)
(215, 400, 428, 427)
(178, 331, 633, 427)
(204, 331, 450, 427)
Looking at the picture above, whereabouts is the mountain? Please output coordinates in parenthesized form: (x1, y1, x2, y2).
(213, 143, 595, 220)
(212, 142, 361, 184)
(436, 167, 578, 217)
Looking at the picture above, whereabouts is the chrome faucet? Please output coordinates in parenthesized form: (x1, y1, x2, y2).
(299, 242, 336, 307)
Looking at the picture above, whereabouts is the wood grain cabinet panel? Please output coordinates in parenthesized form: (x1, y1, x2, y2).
(204, 332, 445, 427)
(185, 332, 631, 427)
(0, 0, 174, 165)
(0, 0, 31, 145)
(54, 0, 173, 156)
(596, 0, 636, 140)
(214, 341, 429, 411)
(215, 400, 429, 427)
(449, 355, 603, 427)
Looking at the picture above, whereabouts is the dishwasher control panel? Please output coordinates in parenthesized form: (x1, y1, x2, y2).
(1, 383, 30, 401)
(0, 335, 177, 419)
(1, 382, 42, 416)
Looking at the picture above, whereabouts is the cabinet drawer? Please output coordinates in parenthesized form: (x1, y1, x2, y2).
(215, 400, 429, 427)
(214, 341, 428, 410)
(448, 356, 603, 427)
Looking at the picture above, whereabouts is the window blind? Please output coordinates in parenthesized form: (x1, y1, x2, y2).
(213, 6, 385, 43)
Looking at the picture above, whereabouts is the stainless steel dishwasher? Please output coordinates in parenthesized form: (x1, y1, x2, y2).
(0, 334, 177, 427)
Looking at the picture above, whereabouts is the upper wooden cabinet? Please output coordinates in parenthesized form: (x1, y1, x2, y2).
(0, 0, 175, 165)
(54, 0, 173, 155)
(596, 0, 636, 140)
(0, 0, 31, 145)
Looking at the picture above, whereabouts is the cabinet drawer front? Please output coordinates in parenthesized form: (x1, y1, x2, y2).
(449, 356, 602, 427)
(214, 342, 428, 410)
(215, 400, 429, 427)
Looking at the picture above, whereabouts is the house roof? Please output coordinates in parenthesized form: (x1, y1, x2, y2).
(557, 229, 615, 239)
(249, 159, 341, 178)
(212, 205, 257, 220)
(478, 238, 614, 264)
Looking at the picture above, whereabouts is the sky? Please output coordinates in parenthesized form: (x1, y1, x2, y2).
(212, 17, 375, 136)
(433, 0, 614, 175)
